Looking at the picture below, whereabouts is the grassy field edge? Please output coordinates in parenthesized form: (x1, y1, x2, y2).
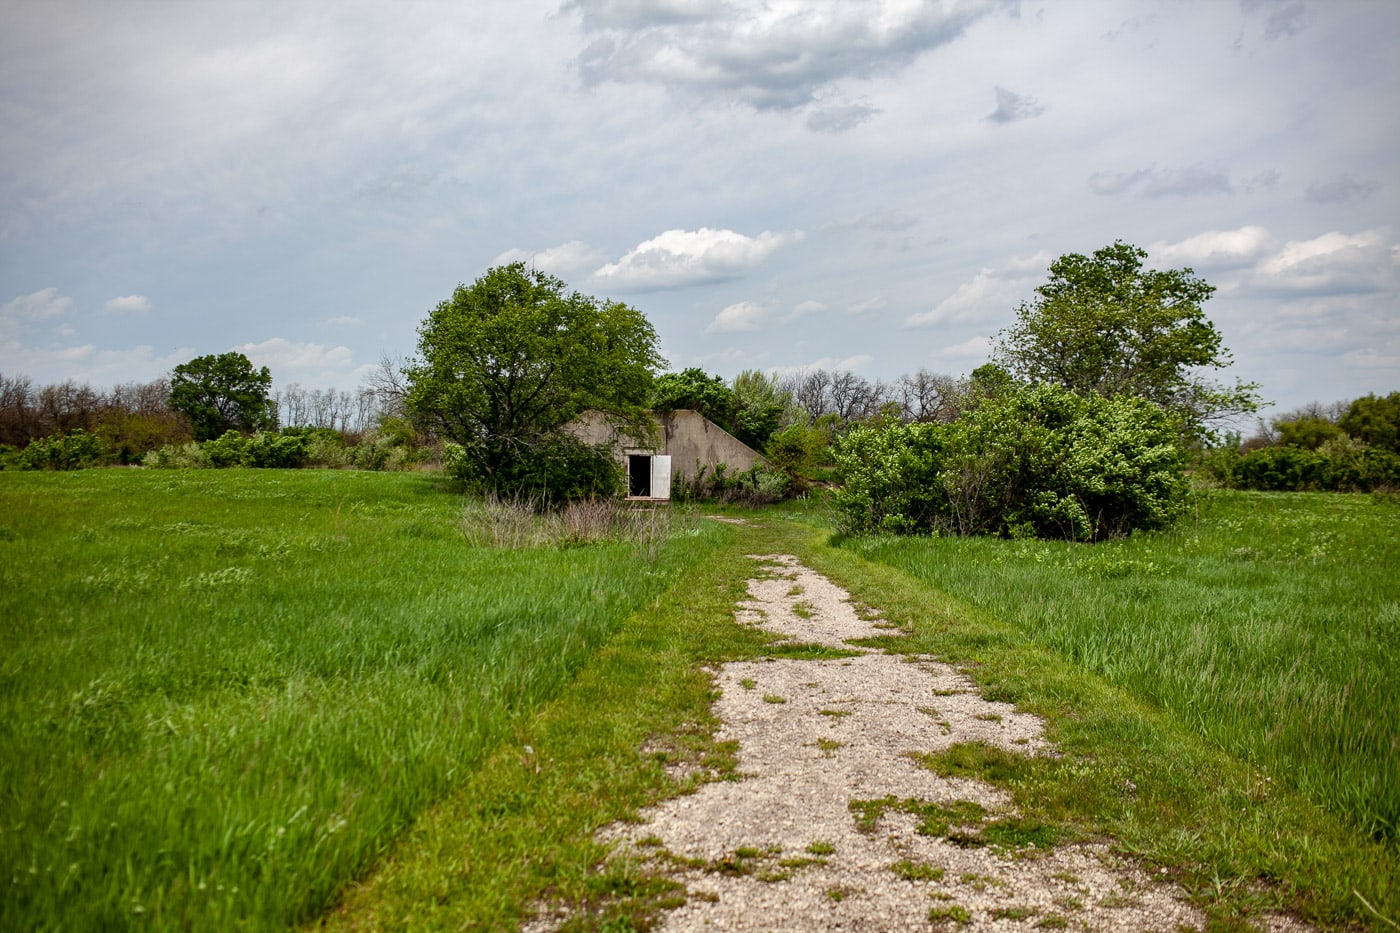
(796, 524, 1399, 931)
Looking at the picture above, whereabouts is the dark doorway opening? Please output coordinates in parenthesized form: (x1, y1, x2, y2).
(628, 454, 651, 497)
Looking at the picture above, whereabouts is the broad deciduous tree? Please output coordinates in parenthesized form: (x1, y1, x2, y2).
(406, 263, 662, 486)
(1339, 391, 1400, 453)
(168, 352, 276, 441)
(992, 241, 1260, 436)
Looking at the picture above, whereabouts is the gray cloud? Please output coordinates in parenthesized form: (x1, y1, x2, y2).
(807, 102, 881, 133)
(986, 85, 1045, 124)
(562, 0, 723, 31)
(1261, 1, 1314, 40)
(1090, 165, 1234, 198)
(567, 0, 1004, 114)
(1305, 174, 1381, 204)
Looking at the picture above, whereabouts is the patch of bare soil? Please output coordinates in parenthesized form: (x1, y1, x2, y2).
(529, 554, 1308, 931)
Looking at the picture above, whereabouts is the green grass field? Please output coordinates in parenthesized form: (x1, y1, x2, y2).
(839, 489, 1399, 846)
(2, 472, 1396, 930)
(0, 469, 722, 929)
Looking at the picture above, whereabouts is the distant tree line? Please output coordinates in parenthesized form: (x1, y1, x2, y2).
(0, 352, 414, 471)
(1201, 392, 1400, 492)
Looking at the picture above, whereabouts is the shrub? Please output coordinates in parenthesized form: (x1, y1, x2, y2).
(1339, 391, 1400, 453)
(764, 421, 827, 490)
(830, 421, 948, 534)
(1233, 445, 1329, 491)
(445, 434, 622, 506)
(304, 430, 354, 468)
(142, 442, 210, 469)
(242, 431, 309, 469)
(202, 430, 249, 467)
(1319, 437, 1400, 492)
(830, 386, 1189, 541)
(16, 430, 108, 471)
(1275, 416, 1345, 451)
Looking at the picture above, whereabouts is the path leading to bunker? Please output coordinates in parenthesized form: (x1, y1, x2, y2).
(535, 554, 1308, 931)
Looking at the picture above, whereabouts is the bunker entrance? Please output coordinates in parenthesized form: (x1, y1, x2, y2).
(627, 454, 672, 500)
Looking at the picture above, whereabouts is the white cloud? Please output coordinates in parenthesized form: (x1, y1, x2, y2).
(1343, 345, 1400, 374)
(1, 288, 74, 350)
(56, 344, 96, 362)
(0, 342, 197, 388)
(594, 228, 796, 289)
(569, 0, 1000, 117)
(102, 294, 151, 314)
(986, 85, 1045, 124)
(772, 353, 873, 377)
(848, 297, 887, 315)
(493, 240, 610, 276)
(232, 338, 363, 386)
(1089, 165, 1233, 198)
(786, 299, 827, 321)
(905, 254, 1046, 328)
(2, 288, 72, 321)
(943, 335, 992, 358)
(1253, 229, 1399, 294)
(1305, 174, 1381, 204)
(1149, 226, 1274, 270)
(707, 300, 767, 333)
(806, 101, 881, 133)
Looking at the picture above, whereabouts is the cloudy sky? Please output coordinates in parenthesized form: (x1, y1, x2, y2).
(2, 0, 1397, 421)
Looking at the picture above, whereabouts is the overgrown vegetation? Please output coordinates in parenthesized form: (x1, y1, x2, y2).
(1203, 391, 1400, 492)
(831, 385, 1188, 540)
(0, 469, 716, 929)
(838, 489, 1398, 845)
(406, 263, 662, 503)
(671, 460, 791, 505)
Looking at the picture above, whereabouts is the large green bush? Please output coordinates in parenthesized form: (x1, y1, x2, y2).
(830, 421, 948, 534)
(832, 386, 1188, 541)
(15, 430, 107, 471)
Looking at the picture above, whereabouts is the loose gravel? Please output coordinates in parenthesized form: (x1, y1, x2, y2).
(529, 553, 1309, 931)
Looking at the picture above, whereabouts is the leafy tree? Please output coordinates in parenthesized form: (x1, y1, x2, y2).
(992, 241, 1259, 436)
(1274, 416, 1345, 451)
(169, 353, 276, 441)
(1340, 391, 1400, 453)
(406, 263, 662, 494)
(649, 368, 734, 426)
(730, 369, 790, 449)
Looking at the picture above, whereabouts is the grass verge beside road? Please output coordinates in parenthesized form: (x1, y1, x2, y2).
(0, 470, 721, 930)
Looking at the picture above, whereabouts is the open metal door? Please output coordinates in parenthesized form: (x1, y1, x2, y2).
(649, 455, 672, 500)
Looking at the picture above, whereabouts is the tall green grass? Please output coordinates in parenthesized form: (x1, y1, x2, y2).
(845, 489, 1399, 844)
(0, 469, 721, 930)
